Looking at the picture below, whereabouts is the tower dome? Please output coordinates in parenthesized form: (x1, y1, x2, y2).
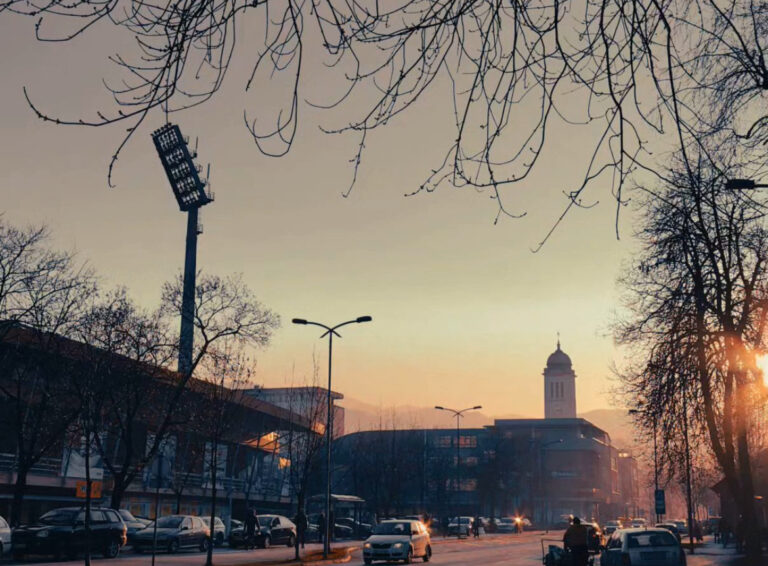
(543, 337, 577, 419)
(546, 342, 572, 368)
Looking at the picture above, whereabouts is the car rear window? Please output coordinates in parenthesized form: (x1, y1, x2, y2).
(627, 532, 678, 548)
(40, 509, 78, 525)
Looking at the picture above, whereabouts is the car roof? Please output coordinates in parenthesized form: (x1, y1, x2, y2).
(621, 528, 671, 534)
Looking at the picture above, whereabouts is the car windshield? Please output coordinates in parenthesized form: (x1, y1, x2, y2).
(627, 532, 678, 548)
(40, 509, 79, 525)
(258, 515, 276, 524)
(156, 516, 183, 529)
(119, 510, 137, 522)
(201, 518, 210, 525)
(373, 522, 410, 535)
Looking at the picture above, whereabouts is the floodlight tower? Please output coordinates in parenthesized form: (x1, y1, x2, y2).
(151, 124, 213, 374)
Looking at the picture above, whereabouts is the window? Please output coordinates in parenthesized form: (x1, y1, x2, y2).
(459, 435, 477, 448)
(437, 436, 452, 448)
(90, 510, 106, 524)
(105, 510, 121, 523)
(181, 517, 192, 530)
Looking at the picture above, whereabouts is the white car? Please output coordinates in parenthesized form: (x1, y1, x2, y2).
(601, 528, 686, 566)
(0, 515, 11, 557)
(363, 519, 431, 564)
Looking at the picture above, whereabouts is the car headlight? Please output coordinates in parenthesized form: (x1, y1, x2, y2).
(37, 530, 50, 538)
(363, 542, 371, 549)
(392, 542, 404, 549)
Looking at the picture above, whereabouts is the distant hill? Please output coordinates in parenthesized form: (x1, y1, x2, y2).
(340, 398, 635, 449)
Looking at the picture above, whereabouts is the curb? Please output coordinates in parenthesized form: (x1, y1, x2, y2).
(238, 546, 357, 566)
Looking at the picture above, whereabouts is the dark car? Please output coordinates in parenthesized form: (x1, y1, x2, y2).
(11, 507, 127, 561)
(131, 515, 210, 553)
(229, 514, 297, 548)
(118, 509, 148, 542)
(336, 517, 372, 538)
(201, 516, 226, 546)
(656, 523, 683, 542)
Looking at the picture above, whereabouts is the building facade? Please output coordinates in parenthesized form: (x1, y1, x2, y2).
(332, 342, 640, 525)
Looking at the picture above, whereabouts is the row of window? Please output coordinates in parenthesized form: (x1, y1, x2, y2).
(436, 435, 478, 448)
(549, 381, 566, 399)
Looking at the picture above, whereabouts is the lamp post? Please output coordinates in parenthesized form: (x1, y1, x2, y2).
(292, 316, 372, 559)
(725, 178, 768, 190)
(434, 405, 482, 537)
(151, 123, 213, 374)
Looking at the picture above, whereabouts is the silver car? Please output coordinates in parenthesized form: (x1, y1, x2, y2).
(0, 515, 11, 557)
(363, 519, 431, 564)
(601, 528, 685, 566)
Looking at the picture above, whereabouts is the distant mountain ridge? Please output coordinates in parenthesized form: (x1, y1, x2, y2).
(341, 398, 636, 449)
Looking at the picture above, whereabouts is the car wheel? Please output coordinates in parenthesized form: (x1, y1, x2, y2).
(404, 547, 413, 564)
(167, 538, 180, 554)
(423, 545, 431, 562)
(215, 532, 224, 546)
(287, 533, 296, 547)
(103, 538, 121, 559)
(260, 535, 271, 549)
(200, 538, 211, 552)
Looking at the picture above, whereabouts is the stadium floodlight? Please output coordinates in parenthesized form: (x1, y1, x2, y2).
(151, 123, 213, 211)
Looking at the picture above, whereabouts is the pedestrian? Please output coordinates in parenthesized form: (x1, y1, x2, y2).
(318, 512, 327, 546)
(735, 517, 745, 553)
(473, 515, 482, 538)
(563, 516, 589, 566)
(441, 516, 450, 538)
(720, 517, 731, 548)
(294, 507, 308, 549)
(244, 508, 260, 550)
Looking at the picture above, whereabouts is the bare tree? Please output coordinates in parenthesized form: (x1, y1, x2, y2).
(0, 219, 96, 526)
(615, 148, 768, 563)
(9, 2, 768, 235)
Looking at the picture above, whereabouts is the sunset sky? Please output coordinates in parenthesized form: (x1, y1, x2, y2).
(0, 15, 639, 419)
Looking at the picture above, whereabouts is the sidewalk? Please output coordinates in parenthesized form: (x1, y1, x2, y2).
(685, 539, 741, 566)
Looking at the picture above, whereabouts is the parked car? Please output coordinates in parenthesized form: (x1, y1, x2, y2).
(201, 516, 226, 546)
(630, 518, 647, 528)
(363, 519, 432, 564)
(672, 520, 688, 536)
(229, 514, 297, 548)
(447, 516, 474, 536)
(603, 525, 619, 537)
(131, 515, 210, 553)
(601, 528, 685, 566)
(656, 523, 683, 542)
(0, 514, 11, 558)
(11, 507, 127, 561)
(118, 509, 149, 543)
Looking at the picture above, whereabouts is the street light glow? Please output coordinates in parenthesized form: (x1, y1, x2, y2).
(756, 353, 768, 387)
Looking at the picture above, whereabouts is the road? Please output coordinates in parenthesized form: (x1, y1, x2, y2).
(2, 532, 738, 566)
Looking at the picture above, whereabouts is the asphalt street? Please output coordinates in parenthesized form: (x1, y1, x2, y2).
(1, 532, 738, 566)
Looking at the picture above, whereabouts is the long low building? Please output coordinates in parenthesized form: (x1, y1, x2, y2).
(331, 342, 640, 525)
(0, 323, 320, 524)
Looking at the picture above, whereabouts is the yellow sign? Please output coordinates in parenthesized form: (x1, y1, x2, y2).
(75, 480, 102, 499)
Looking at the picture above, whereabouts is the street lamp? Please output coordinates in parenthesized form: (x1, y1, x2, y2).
(725, 178, 768, 190)
(434, 405, 482, 537)
(151, 123, 213, 374)
(292, 315, 372, 559)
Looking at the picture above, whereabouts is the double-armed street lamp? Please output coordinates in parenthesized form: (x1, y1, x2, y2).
(292, 316, 372, 558)
(434, 405, 482, 537)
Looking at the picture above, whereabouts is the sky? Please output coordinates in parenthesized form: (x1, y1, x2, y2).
(0, 12, 640, 419)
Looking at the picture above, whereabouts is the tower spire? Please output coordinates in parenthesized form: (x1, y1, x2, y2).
(557, 331, 561, 350)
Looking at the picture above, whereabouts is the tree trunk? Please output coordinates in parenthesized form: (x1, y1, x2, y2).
(109, 477, 127, 510)
(84, 430, 93, 566)
(10, 465, 29, 527)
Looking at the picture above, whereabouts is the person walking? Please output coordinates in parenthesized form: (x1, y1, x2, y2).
(473, 516, 482, 539)
(244, 508, 261, 550)
(563, 517, 589, 566)
(318, 512, 327, 546)
(294, 508, 308, 549)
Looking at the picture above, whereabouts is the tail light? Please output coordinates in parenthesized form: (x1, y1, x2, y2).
(621, 553, 632, 566)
